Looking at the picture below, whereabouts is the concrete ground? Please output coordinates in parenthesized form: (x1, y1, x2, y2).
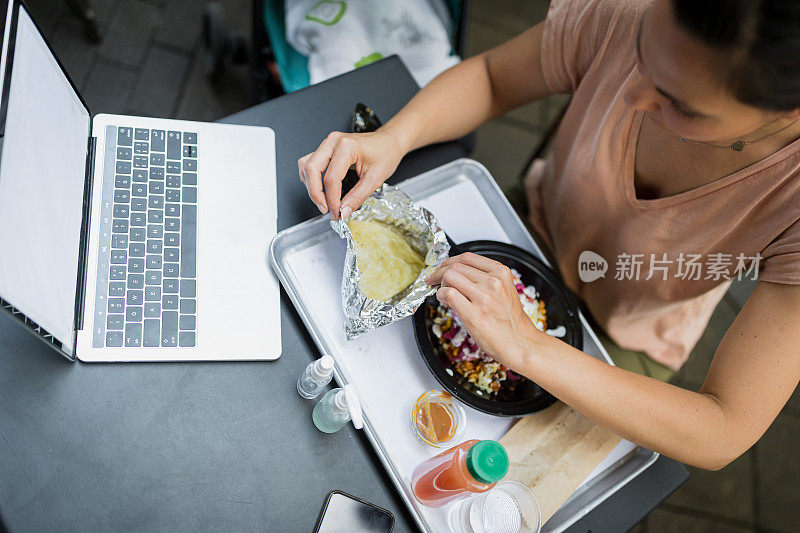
(25, 0, 799, 532)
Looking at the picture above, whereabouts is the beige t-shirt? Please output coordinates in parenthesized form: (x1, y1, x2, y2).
(526, 0, 800, 369)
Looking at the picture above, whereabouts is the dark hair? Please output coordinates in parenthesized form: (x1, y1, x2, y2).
(672, 0, 800, 111)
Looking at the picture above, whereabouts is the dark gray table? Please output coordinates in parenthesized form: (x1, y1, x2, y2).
(0, 56, 686, 533)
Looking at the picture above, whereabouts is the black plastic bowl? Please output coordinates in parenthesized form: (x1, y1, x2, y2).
(413, 240, 583, 417)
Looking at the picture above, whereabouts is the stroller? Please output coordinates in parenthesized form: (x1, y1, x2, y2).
(202, 0, 471, 103)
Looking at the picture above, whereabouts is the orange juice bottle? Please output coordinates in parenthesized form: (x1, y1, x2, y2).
(411, 439, 509, 507)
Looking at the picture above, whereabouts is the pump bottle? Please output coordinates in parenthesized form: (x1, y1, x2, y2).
(297, 355, 335, 399)
(312, 384, 363, 433)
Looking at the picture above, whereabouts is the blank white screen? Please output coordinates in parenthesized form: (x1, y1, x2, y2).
(0, 7, 91, 347)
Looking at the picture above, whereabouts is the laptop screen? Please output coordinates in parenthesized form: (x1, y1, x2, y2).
(0, 2, 91, 349)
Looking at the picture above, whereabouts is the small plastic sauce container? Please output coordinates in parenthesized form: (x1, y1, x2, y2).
(446, 480, 542, 533)
(411, 390, 466, 448)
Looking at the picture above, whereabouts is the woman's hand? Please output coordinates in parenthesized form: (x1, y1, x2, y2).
(425, 252, 544, 367)
(297, 129, 406, 220)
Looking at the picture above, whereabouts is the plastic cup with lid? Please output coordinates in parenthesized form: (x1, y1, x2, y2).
(446, 480, 542, 533)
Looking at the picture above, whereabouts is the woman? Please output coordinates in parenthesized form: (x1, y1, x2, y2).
(297, 0, 800, 470)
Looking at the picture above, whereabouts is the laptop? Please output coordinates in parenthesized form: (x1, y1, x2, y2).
(0, 0, 281, 362)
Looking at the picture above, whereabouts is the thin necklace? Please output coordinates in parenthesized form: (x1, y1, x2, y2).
(679, 120, 798, 151)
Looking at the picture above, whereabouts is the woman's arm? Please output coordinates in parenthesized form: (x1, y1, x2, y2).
(298, 23, 553, 220)
(385, 22, 551, 153)
(427, 254, 800, 470)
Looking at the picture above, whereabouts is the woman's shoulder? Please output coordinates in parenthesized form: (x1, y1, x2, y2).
(548, 0, 649, 40)
(544, 0, 650, 92)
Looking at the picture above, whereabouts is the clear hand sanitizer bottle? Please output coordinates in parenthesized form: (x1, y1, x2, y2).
(297, 355, 335, 399)
(312, 384, 363, 433)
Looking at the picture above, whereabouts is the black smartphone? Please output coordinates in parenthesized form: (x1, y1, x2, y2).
(313, 490, 394, 533)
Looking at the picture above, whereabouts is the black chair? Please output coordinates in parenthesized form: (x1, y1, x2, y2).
(64, 0, 102, 43)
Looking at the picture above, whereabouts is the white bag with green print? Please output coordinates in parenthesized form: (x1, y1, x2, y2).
(286, 0, 460, 87)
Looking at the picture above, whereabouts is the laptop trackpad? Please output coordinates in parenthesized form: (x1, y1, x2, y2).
(195, 125, 280, 359)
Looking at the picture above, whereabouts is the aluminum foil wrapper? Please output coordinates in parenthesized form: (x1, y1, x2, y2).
(331, 184, 450, 339)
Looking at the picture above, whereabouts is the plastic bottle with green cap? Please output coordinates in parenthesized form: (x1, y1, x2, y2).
(411, 439, 510, 508)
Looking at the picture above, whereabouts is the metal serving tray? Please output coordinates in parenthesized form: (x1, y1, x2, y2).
(269, 159, 658, 532)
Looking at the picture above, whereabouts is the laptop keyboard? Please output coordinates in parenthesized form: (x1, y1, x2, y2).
(93, 125, 197, 348)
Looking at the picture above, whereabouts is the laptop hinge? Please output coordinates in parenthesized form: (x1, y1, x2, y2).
(73, 134, 96, 339)
(0, 295, 74, 361)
